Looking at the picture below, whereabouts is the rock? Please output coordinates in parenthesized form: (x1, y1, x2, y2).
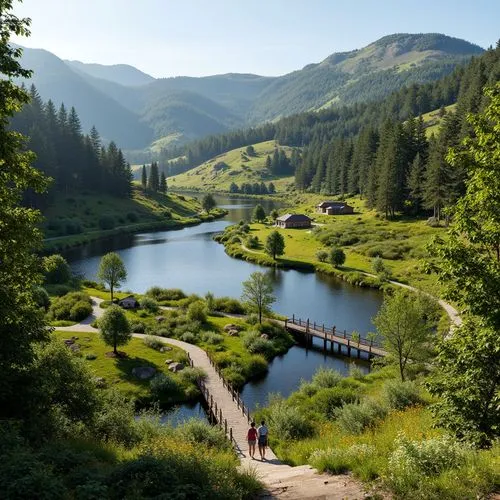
(260, 333, 269, 340)
(71, 336, 79, 340)
(224, 323, 241, 332)
(160, 346, 172, 353)
(132, 366, 156, 380)
(228, 329, 239, 337)
(68, 343, 80, 352)
(164, 359, 174, 364)
(155, 316, 165, 323)
(63, 339, 75, 345)
(94, 377, 106, 388)
(168, 362, 185, 373)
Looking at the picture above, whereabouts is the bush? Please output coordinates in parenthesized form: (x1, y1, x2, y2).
(69, 300, 93, 322)
(130, 321, 146, 334)
(33, 287, 51, 311)
(187, 301, 207, 323)
(178, 367, 207, 385)
(140, 296, 159, 314)
(372, 256, 391, 279)
(145, 287, 186, 302)
(311, 367, 343, 389)
(180, 332, 197, 344)
(143, 335, 164, 350)
(334, 399, 388, 434)
(310, 387, 359, 419)
(316, 249, 329, 262)
(98, 215, 115, 230)
(384, 380, 423, 410)
(246, 235, 259, 249)
(178, 419, 230, 450)
(43, 254, 72, 284)
(213, 297, 245, 314)
(310, 444, 376, 475)
(149, 373, 180, 400)
(126, 211, 138, 223)
(243, 331, 275, 359)
(329, 247, 346, 267)
(201, 331, 224, 345)
(246, 355, 268, 378)
(268, 400, 315, 440)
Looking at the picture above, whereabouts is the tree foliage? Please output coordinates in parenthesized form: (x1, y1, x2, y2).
(241, 272, 275, 324)
(329, 247, 346, 268)
(252, 204, 266, 222)
(97, 252, 127, 301)
(373, 290, 434, 381)
(99, 305, 131, 355)
(201, 193, 216, 213)
(265, 230, 285, 260)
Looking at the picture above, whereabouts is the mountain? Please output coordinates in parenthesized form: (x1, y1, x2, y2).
(65, 60, 155, 86)
(16, 33, 483, 151)
(16, 47, 153, 148)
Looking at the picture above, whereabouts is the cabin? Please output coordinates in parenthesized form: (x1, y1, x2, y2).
(275, 213, 312, 229)
(317, 201, 354, 215)
(118, 295, 140, 309)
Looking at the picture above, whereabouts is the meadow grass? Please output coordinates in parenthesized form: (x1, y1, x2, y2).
(169, 140, 295, 193)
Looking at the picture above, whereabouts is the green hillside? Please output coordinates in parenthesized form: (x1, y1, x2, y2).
(169, 140, 295, 192)
(421, 103, 457, 137)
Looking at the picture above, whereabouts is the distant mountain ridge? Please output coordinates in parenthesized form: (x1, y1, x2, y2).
(17, 33, 484, 150)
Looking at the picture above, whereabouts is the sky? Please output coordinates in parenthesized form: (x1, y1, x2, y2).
(11, 0, 500, 78)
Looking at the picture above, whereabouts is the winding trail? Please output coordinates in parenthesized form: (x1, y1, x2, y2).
(55, 298, 371, 498)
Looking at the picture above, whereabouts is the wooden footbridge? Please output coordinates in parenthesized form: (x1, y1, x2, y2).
(283, 315, 387, 358)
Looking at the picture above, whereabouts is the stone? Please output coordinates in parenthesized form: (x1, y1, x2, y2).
(94, 377, 106, 388)
(160, 346, 172, 353)
(155, 316, 165, 323)
(260, 333, 269, 340)
(69, 343, 80, 352)
(63, 339, 75, 345)
(224, 323, 241, 332)
(228, 329, 239, 337)
(168, 362, 185, 373)
(164, 359, 174, 364)
(131, 366, 156, 380)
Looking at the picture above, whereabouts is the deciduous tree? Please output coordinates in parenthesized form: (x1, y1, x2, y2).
(253, 204, 266, 222)
(97, 252, 127, 301)
(265, 230, 285, 260)
(241, 272, 275, 324)
(202, 193, 216, 213)
(99, 305, 131, 355)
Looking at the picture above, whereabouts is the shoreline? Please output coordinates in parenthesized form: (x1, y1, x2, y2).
(42, 209, 228, 253)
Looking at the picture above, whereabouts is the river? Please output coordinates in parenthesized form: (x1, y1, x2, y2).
(66, 195, 383, 418)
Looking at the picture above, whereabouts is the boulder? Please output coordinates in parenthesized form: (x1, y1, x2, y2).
(69, 343, 80, 352)
(160, 346, 172, 353)
(260, 333, 269, 340)
(94, 377, 106, 388)
(155, 316, 165, 323)
(63, 339, 75, 346)
(168, 362, 185, 373)
(131, 366, 156, 380)
(164, 359, 174, 365)
(228, 329, 239, 337)
(224, 323, 242, 332)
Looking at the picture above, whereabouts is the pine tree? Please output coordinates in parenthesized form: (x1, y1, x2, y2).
(148, 161, 159, 192)
(141, 165, 147, 191)
(160, 171, 167, 193)
(407, 152, 425, 214)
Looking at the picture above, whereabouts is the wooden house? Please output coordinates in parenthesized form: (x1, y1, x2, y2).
(275, 213, 312, 229)
(317, 201, 354, 215)
(118, 295, 139, 309)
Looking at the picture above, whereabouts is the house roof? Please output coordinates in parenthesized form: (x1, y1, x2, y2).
(276, 213, 311, 222)
(119, 295, 138, 302)
(317, 201, 351, 208)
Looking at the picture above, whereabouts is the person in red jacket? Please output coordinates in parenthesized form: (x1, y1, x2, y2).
(247, 422, 258, 459)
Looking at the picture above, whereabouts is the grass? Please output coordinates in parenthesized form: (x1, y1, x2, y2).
(42, 187, 226, 252)
(51, 330, 194, 404)
(255, 365, 499, 498)
(169, 140, 296, 193)
(218, 193, 448, 295)
(420, 103, 457, 138)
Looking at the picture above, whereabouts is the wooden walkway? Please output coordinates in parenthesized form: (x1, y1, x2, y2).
(282, 316, 387, 358)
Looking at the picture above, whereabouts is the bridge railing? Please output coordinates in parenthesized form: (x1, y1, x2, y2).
(286, 315, 383, 349)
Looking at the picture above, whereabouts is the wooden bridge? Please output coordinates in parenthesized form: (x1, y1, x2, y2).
(283, 315, 387, 358)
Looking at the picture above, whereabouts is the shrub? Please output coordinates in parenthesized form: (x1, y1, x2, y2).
(64, 218, 82, 235)
(310, 387, 358, 419)
(130, 321, 146, 334)
(383, 380, 423, 410)
(126, 211, 138, 222)
(178, 419, 230, 450)
(143, 335, 164, 350)
(372, 256, 391, 279)
(334, 399, 388, 434)
(187, 301, 207, 323)
(145, 287, 186, 302)
(310, 444, 377, 475)
(33, 287, 50, 311)
(246, 235, 259, 249)
(311, 367, 342, 389)
(213, 297, 245, 314)
(201, 331, 224, 345)
(246, 355, 268, 378)
(69, 300, 93, 322)
(98, 215, 115, 230)
(149, 373, 180, 400)
(316, 249, 329, 262)
(43, 254, 72, 284)
(140, 296, 159, 314)
(329, 247, 346, 267)
(180, 332, 197, 344)
(268, 400, 315, 440)
(178, 367, 207, 385)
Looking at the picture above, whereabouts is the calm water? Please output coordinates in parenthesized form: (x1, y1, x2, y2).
(67, 195, 383, 414)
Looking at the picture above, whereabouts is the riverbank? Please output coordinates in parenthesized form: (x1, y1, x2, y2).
(42, 189, 227, 253)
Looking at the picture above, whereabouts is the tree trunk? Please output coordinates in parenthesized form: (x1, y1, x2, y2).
(110, 284, 114, 302)
(113, 336, 117, 355)
(258, 308, 262, 324)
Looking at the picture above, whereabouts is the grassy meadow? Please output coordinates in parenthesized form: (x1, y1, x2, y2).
(169, 140, 295, 193)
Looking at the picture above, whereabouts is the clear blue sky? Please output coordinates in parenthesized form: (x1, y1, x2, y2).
(12, 0, 499, 78)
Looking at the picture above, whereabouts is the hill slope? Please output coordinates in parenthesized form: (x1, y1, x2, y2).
(17, 33, 483, 149)
(169, 140, 295, 193)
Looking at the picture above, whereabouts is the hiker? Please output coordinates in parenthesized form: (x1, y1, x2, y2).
(257, 420, 268, 460)
(247, 422, 257, 459)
